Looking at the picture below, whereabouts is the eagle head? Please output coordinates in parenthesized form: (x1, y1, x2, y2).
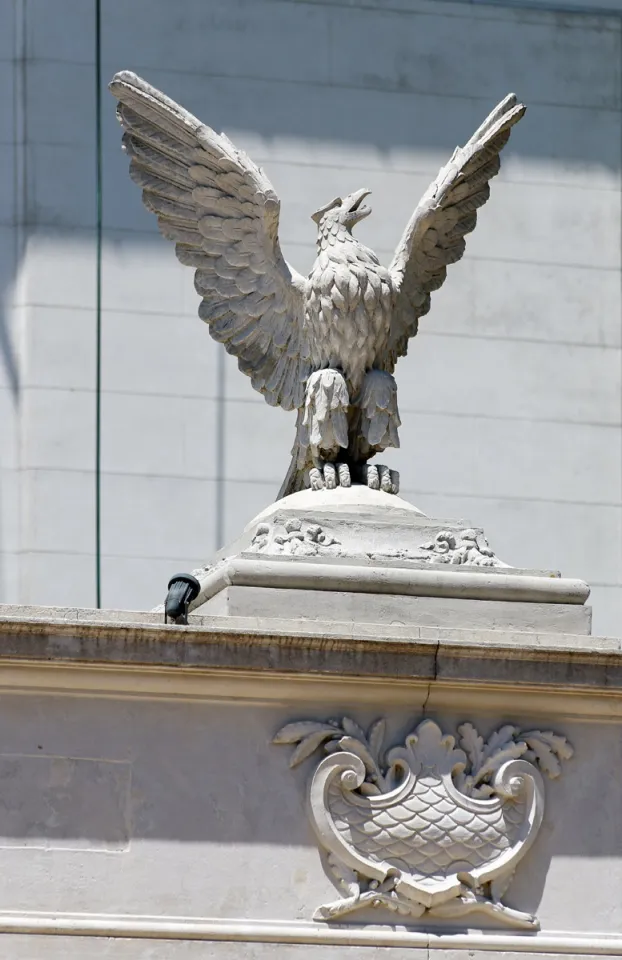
(311, 188, 371, 233)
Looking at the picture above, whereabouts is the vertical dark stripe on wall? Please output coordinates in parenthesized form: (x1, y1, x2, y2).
(94, 0, 103, 607)
(215, 349, 226, 550)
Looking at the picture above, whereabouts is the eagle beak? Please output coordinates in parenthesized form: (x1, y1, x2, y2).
(344, 188, 372, 223)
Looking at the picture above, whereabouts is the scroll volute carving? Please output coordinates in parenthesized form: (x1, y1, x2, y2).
(274, 716, 572, 928)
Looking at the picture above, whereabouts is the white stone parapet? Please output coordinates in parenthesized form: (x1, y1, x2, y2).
(0, 604, 619, 958)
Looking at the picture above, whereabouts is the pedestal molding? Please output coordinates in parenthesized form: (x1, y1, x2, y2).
(190, 557, 589, 611)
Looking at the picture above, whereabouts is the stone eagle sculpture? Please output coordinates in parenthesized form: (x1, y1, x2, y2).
(110, 73, 525, 498)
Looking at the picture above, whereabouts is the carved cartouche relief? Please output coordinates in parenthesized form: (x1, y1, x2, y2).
(274, 716, 572, 929)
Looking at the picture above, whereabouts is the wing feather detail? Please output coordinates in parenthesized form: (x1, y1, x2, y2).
(110, 71, 310, 411)
(387, 94, 525, 368)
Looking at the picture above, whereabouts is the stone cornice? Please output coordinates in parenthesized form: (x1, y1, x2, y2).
(0, 606, 620, 720)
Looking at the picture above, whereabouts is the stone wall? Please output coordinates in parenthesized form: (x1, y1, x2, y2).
(0, 604, 620, 957)
(0, 0, 620, 630)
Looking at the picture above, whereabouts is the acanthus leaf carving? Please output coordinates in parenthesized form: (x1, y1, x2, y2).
(274, 715, 572, 929)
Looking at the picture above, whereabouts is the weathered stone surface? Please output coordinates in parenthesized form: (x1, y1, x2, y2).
(224, 487, 509, 567)
(0, 604, 619, 957)
(183, 488, 590, 634)
(203, 585, 591, 634)
(0, 604, 617, 692)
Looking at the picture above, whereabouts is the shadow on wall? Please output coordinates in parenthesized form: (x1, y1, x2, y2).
(0, 269, 18, 400)
(96, 0, 622, 165)
(0, 235, 19, 603)
(0, 695, 618, 930)
(99, 77, 621, 252)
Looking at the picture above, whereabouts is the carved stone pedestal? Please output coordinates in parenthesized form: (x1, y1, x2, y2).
(191, 488, 591, 636)
(0, 492, 616, 959)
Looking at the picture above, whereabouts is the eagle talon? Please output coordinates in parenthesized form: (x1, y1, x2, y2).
(308, 461, 350, 491)
(360, 463, 399, 494)
(309, 467, 324, 491)
(364, 464, 380, 490)
(336, 463, 351, 488)
(323, 463, 337, 490)
(379, 465, 392, 493)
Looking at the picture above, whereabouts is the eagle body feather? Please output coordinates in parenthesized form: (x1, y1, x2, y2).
(306, 225, 392, 396)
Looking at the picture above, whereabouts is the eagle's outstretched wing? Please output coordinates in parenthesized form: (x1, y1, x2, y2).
(110, 71, 311, 411)
(386, 94, 526, 369)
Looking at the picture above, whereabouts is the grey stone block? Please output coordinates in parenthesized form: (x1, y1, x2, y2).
(330, 4, 621, 108)
(0, 144, 13, 227)
(467, 181, 620, 269)
(396, 334, 622, 425)
(22, 388, 96, 472)
(100, 393, 218, 479)
(101, 0, 331, 83)
(21, 469, 94, 555)
(18, 553, 96, 608)
(25, 62, 94, 147)
(203, 585, 591, 635)
(101, 474, 218, 560)
(440, 258, 622, 348)
(28, 144, 96, 229)
(21, 229, 96, 310)
(101, 310, 217, 399)
(22, 306, 97, 391)
(99, 229, 196, 316)
(395, 415, 622, 505)
(26, 0, 95, 65)
(0, 4, 13, 62)
(587, 584, 622, 638)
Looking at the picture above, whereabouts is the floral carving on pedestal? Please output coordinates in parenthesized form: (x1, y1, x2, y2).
(249, 518, 340, 557)
(274, 716, 572, 929)
(367, 528, 508, 567)
(418, 529, 505, 567)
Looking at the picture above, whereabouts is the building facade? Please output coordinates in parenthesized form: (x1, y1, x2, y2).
(0, 0, 620, 632)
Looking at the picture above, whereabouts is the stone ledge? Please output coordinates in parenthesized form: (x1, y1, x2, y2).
(0, 911, 619, 956)
(200, 585, 591, 634)
(0, 605, 620, 695)
(189, 556, 590, 611)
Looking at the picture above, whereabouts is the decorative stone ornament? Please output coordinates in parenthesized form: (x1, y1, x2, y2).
(418, 529, 505, 567)
(249, 517, 341, 557)
(274, 717, 572, 929)
(245, 513, 504, 566)
(179, 488, 590, 631)
(111, 72, 525, 498)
